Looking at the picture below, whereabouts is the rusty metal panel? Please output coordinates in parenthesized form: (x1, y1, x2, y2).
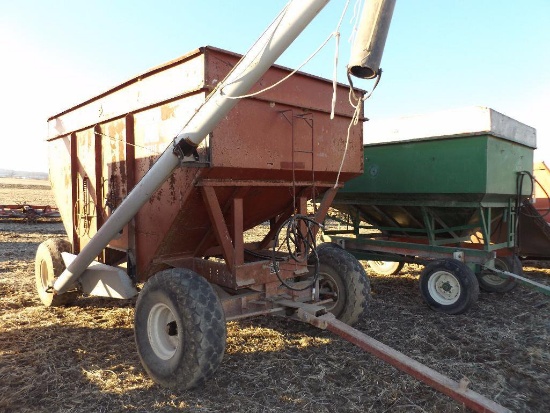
(533, 161, 550, 220)
(47, 135, 73, 238)
(204, 48, 363, 181)
(73, 128, 99, 250)
(209, 100, 362, 181)
(204, 47, 360, 117)
(47, 49, 208, 140)
(518, 201, 550, 258)
(132, 95, 209, 278)
(47, 46, 364, 281)
(98, 118, 130, 250)
(133, 94, 208, 157)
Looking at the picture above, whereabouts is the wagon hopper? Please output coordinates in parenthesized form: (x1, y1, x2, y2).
(46, 45, 364, 286)
(327, 106, 549, 314)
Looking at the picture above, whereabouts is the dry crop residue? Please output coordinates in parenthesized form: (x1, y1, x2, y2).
(0, 178, 549, 413)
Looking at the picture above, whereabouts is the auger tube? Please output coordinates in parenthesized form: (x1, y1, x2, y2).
(348, 0, 396, 79)
(53, 0, 330, 294)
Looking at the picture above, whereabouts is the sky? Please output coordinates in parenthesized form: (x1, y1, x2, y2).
(0, 0, 549, 173)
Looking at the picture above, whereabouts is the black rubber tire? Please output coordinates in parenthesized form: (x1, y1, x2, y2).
(367, 260, 405, 276)
(315, 241, 343, 253)
(478, 256, 520, 293)
(134, 268, 226, 390)
(419, 259, 479, 315)
(35, 238, 78, 306)
(313, 242, 371, 325)
(309, 241, 343, 260)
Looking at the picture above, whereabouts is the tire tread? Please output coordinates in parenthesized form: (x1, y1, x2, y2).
(419, 259, 479, 315)
(35, 238, 77, 306)
(135, 268, 226, 390)
(316, 243, 371, 325)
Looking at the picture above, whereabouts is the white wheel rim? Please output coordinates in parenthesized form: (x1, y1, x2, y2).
(370, 261, 399, 272)
(40, 260, 49, 288)
(147, 303, 179, 360)
(428, 270, 461, 305)
(482, 259, 508, 286)
(482, 273, 506, 286)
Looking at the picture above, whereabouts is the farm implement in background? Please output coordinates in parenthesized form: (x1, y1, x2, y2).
(0, 204, 60, 222)
(517, 161, 550, 260)
(325, 107, 550, 312)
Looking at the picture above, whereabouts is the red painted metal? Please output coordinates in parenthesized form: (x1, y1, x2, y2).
(201, 185, 236, 272)
(232, 196, 245, 266)
(305, 312, 512, 413)
(516, 162, 550, 259)
(47, 46, 364, 282)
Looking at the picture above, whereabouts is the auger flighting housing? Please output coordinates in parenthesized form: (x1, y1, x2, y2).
(348, 0, 396, 79)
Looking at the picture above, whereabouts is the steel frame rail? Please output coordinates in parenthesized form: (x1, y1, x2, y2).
(297, 309, 512, 413)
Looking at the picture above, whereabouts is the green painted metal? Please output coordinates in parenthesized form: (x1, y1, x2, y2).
(324, 120, 547, 297)
(331, 235, 494, 264)
(340, 135, 533, 202)
(327, 133, 534, 258)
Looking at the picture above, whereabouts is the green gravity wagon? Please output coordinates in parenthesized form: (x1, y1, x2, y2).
(326, 106, 546, 314)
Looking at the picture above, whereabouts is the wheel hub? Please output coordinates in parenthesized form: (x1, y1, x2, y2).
(428, 270, 460, 305)
(482, 273, 504, 285)
(319, 278, 339, 301)
(481, 259, 508, 286)
(148, 303, 179, 360)
(166, 321, 178, 336)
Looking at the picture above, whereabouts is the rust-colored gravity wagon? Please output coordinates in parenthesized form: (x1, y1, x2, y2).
(39, 45, 367, 388)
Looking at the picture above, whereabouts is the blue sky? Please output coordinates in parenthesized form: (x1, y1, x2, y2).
(1, 0, 549, 173)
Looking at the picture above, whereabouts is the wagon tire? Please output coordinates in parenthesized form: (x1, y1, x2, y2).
(134, 268, 226, 390)
(419, 259, 479, 315)
(477, 256, 520, 293)
(35, 238, 79, 306)
(311, 243, 371, 325)
(315, 241, 343, 254)
(367, 260, 404, 276)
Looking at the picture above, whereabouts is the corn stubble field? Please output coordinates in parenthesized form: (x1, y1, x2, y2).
(0, 178, 549, 413)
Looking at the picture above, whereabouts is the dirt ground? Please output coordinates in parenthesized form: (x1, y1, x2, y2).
(1, 178, 549, 413)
